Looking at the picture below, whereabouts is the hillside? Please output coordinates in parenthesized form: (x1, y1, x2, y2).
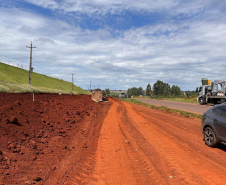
(0, 62, 87, 94)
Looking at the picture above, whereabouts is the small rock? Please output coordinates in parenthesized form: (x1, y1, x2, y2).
(24, 119, 29, 123)
(9, 116, 17, 123)
(14, 100, 21, 105)
(19, 151, 24, 155)
(70, 120, 76, 124)
(33, 176, 42, 181)
(51, 166, 56, 171)
(40, 138, 47, 143)
(3, 118, 9, 124)
(8, 116, 21, 126)
(12, 147, 21, 153)
(58, 130, 66, 134)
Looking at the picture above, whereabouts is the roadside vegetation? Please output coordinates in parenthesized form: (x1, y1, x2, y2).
(120, 98, 203, 120)
(0, 62, 87, 94)
(127, 80, 198, 103)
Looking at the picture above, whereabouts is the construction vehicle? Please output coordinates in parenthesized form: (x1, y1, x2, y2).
(91, 91, 103, 102)
(196, 78, 226, 105)
(91, 90, 108, 102)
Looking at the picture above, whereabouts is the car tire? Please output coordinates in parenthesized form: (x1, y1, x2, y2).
(203, 127, 218, 147)
(199, 98, 204, 105)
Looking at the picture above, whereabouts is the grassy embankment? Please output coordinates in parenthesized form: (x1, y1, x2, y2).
(121, 98, 203, 120)
(0, 62, 87, 94)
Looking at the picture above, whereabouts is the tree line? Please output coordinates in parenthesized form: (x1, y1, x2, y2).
(127, 80, 183, 97)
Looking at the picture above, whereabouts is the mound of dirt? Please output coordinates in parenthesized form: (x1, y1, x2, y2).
(0, 93, 111, 184)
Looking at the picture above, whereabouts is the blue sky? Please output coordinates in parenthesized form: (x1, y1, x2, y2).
(0, 0, 226, 91)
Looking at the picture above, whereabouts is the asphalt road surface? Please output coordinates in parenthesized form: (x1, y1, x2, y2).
(135, 99, 213, 114)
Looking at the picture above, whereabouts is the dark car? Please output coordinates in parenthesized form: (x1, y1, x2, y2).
(201, 103, 226, 147)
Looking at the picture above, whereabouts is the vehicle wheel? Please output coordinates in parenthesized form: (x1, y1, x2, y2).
(203, 127, 218, 147)
(199, 98, 204, 105)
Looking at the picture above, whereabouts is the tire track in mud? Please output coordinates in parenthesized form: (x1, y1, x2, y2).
(131, 104, 226, 171)
(121, 102, 226, 184)
(91, 100, 226, 185)
(45, 103, 111, 185)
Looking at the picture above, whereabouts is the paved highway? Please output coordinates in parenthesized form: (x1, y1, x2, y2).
(134, 99, 213, 114)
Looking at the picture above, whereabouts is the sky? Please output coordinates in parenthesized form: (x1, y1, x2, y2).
(0, 0, 226, 91)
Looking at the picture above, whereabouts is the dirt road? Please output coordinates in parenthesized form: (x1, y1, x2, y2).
(1, 94, 226, 184)
(135, 98, 211, 114)
(92, 99, 226, 184)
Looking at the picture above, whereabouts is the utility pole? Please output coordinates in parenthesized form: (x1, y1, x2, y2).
(26, 42, 36, 86)
(71, 73, 74, 92)
(89, 81, 92, 92)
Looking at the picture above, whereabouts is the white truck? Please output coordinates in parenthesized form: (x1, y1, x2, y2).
(196, 78, 226, 105)
(119, 92, 126, 98)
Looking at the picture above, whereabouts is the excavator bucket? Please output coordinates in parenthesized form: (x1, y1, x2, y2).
(91, 91, 103, 102)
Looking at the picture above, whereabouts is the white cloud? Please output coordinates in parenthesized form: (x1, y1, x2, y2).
(0, 1, 226, 91)
(24, 0, 178, 15)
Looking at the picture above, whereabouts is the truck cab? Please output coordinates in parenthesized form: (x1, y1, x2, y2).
(197, 85, 211, 105)
(119, 93, 126, 98)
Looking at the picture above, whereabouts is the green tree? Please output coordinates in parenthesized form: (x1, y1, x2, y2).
(138, 87, 144, 96)
(146, 84, 151, 96)
(153, 80, 172, 96)
(127, 88, 131, 96)
(130, 87, 139, 96)
(171, 85, 182, 97)
(153, 80, 165, 95)
(163, 83, 171, 96)
(102, 90, 106, 96)
(105, 88, 110, 96)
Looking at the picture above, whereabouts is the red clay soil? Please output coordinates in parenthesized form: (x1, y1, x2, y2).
(1, 94, 226, 184)
(0, 93, 111, 185)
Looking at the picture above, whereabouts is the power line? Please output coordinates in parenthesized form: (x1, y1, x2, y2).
(0, 27, 29, 45)
(0, 31, 28, 46)
(0, 28, 81, 83)
(0, 29, 64, 68)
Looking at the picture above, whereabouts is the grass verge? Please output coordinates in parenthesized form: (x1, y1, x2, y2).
(133, 96, 198, 104)
(120, 98, 203, 120)
(0, 81, 81, 94)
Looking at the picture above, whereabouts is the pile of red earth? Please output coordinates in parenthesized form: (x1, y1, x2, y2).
(0, 93, 111, 184)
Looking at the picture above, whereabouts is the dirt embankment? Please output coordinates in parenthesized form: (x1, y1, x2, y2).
(1, 94, 226, 184)
(0, 93, 111, 184)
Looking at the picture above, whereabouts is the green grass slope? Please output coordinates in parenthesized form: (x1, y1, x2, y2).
(0, 62, 87, 94)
